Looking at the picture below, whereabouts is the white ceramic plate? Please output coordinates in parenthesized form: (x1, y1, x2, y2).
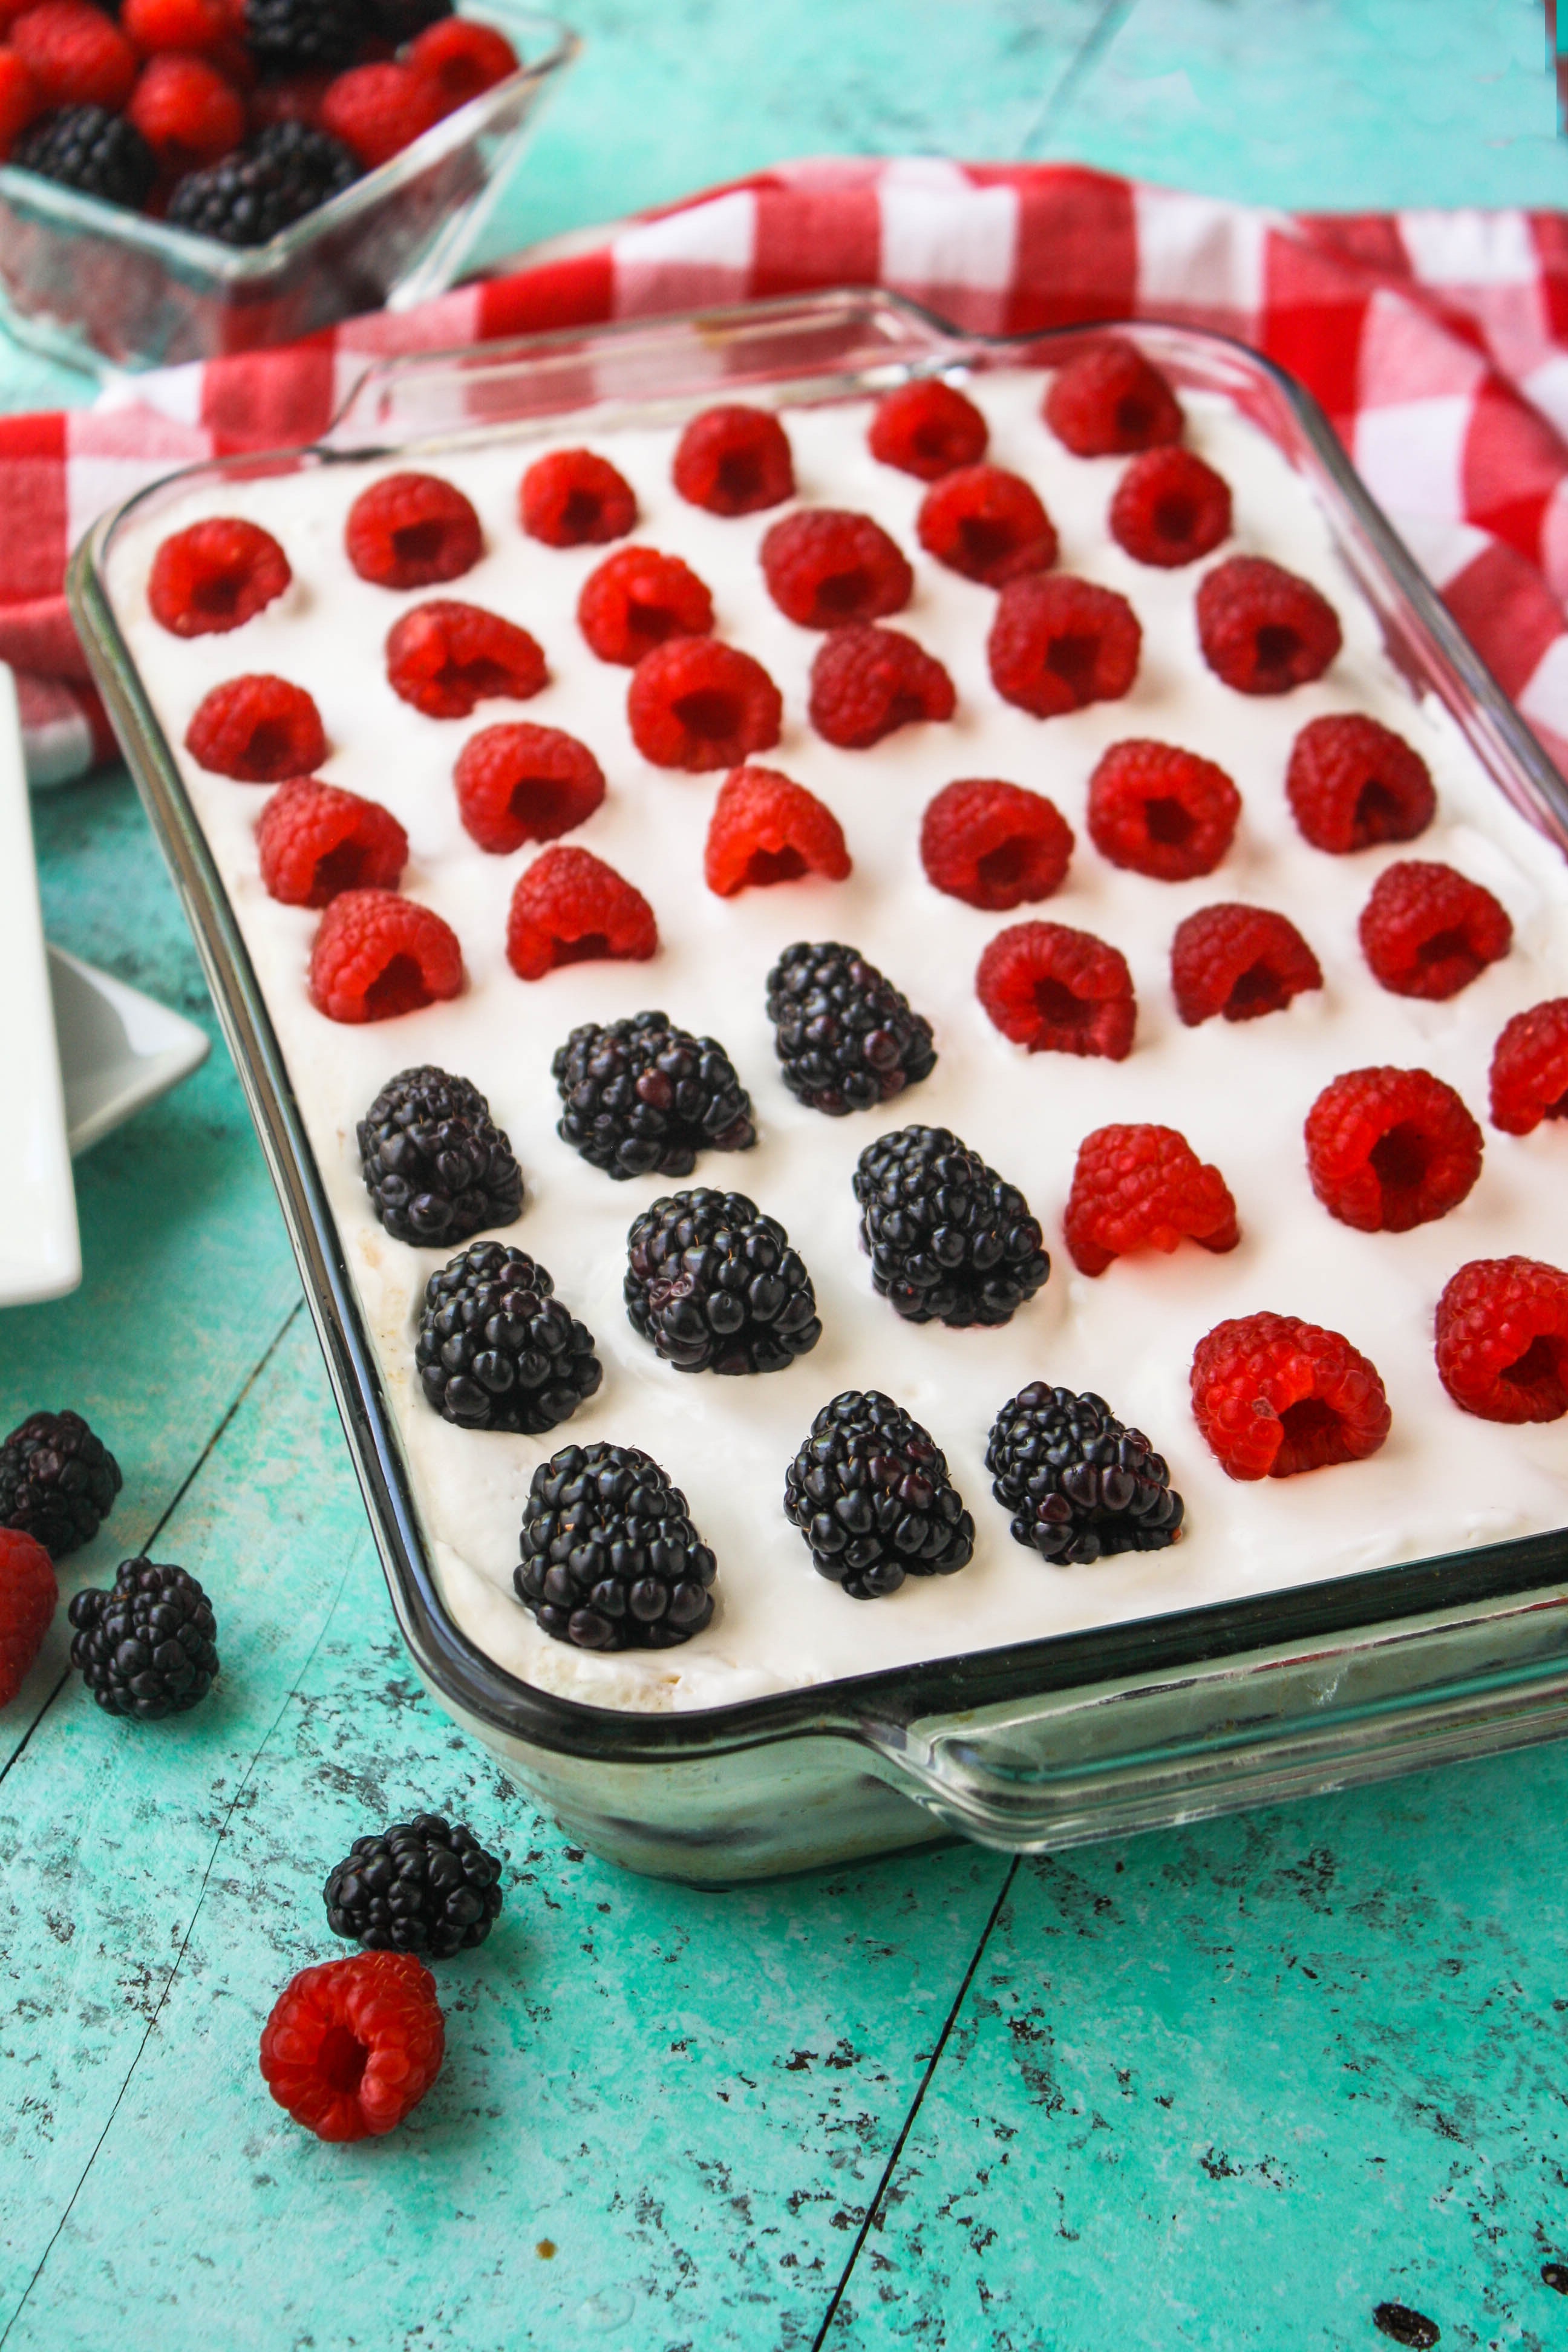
(48, 944, 209, 1157)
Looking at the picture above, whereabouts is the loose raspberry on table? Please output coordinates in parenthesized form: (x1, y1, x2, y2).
(671, 403, 794, 515)
(11, 1, 136, 109)
(148, 517, 290, 637)
(126, 51, 244, 171)
(1087, 738, 1240, 882)
(121, 0, 232, 52)
(385, 599, 545, 717)
(916, 465, 1057, 587)
(1435, 1256, 1568, 1423)
(1109, 445, 1231, 569)
(185, 673, 324, 781)
(1196, 555, 1342, 694)
(808, 624, 955, 750)
(1171, 903, 1322, 1025)
(1304, 1066, 1483, 1233)
(260, 1950, 445, 2144)
(506, 844, 657, 981)
(577, 545, 713, 666)
(1192, 1312, 1391, 1479)
(920, 777, 1073, 910)
(320, 60, 445, 168)
(1285, 713, 1436, 854)
(345, 471, 482, 591)
(976, 920, 1136, 1059)
(1358, 860, 1512, 1001)
(1043, 339, 1183, 458)
(987, 575, 1141, 717)
(519, 446, 636, 547)
(1063, 1122, 1240, 1276)
(406, 15, 517, 109)
(309, 889, 464, 1023)
(627, 636, 782, 770)
(760, 509, 913, 628)
(0, 1527, 56, 1710)
(1489, 998, 1568, 1134)
(869, 378, 988, 480)
(454, 722, 604, 852)
(704, 764, 850, 897)
(0, 51, 38, 155)
(257, 778, 408, 907)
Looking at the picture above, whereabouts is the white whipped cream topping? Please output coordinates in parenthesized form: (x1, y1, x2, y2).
(106, 370, 1568, 1713)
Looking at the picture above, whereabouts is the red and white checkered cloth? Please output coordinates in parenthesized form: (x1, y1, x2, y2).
(11, 155, 1568, 786)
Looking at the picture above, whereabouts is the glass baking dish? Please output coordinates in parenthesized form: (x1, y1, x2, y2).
(0, 1, 577, 376)
(68, 290, 1568, 1884)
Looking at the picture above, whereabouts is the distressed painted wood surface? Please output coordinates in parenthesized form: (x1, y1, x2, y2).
(4, 5, 1568, 2346)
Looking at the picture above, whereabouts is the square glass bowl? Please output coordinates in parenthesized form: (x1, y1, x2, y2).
(0, 2, 577, 375)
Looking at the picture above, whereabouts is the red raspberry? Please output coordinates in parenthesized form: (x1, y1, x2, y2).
(1108, 446, 1231, 569)
(760, 509, 913, 629)
(703, 763, 851, 898)
(577, 546, 713, 667)
(919, 777, 1073, 911)
(454, 722, 605, 854)
(1434, 1256, 1568, 1423)
(245, 68, 329, 129)
(405, 15, 517, 111)
(519, 447, 636, 548)
(11, 1, 135, 108)
(1285, 714, 1436, 854)
(1064, 1122, 1240, 1276)
(1490, 999, 1568, 1134)
(321, 60, 444, 168)
(1086, 739, 1240, 883)
(808, 624, 955, 751)
(671, 404, 794, 517)
(0, 47, 39, 151)
(1358, 860, 1512, 1001)
(259, 1950, 445, 2144)
(506, 844, 657, 981)
(0, 1526, 57, 1708)
(1043, 340, 1183, 459)
(121, 0, 230, 51)
(185, 673, 325, 781)
(987, 575, 1141, 719)
(1170, 903, 1322, 1025)
(868, 378, 988, 480)
(627, 637, 782, 771)
(1191, 1312, 1391, 1480)
(976, 920, 1135, 1059)
(916, 465, 1057, 588)
(127, 51, 246, 172)
(148, 516, 290, 638)
(385, 599, 544, 718)
(308, 889, 464, 1024)
(1304, 1066, 1483, 1233)
(1196, 556, 1342, 694)
(345, 472, 482, 592)
(256, 778, 407, 908)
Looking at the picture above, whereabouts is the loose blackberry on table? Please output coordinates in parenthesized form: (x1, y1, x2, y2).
(166, 122, 360, 246)
(765, 940, 936, 1116)
(987, 1385, 1185, 1564)
(68, 1558, 218, 1719)
(12, 103, 155, 206)
(324, 1815, 503, 1958)
(625, 1189, 821, 1376)
(515, 1443, 717, 1651)
(784, 1390, 975, 1600)
(0, 1410, 122, 1559)
(358, 1065, 523, 1246)
(416, 1241, 600, 1434)
(552, 1012, 755, 1181)
(854, 1125, 1050, 1328)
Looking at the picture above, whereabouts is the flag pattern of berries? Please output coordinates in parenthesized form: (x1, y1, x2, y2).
(260, 1951, 445, 2144)
(1063, 1125, 1240, 1277)
(1191, 1314, 1392, 1480)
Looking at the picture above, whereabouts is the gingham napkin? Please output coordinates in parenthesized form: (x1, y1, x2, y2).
(9, 156, 1568, 789)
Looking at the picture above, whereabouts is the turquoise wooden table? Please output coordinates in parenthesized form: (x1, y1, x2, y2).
(5, 5, 1568, 2346)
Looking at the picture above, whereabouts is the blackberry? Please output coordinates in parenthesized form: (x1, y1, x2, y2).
(358, 1065, 523, 1247)
(11, 106, 156, 211)
(416, 1240, 601, 1435)
(67, 1559, 218, 1720)
(0, 1410, 121, 1560)
(324, 1814, 503, 1958)
(515, 1442, 717, 1651)
(552, 1011, 756, 1181)
(243, 0, 370, 73)
(625, 1189, 821, 1376)
(986, 1383, 1185, 1564)
(854, 1125, 1050, 1328)
(368, 0, 452, 34)
(766, 940, 936, 1116)
(166, 123, 360, 248)
(783, 1390, 975, 1599)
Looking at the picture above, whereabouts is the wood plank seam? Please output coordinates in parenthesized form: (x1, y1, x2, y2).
(1017, 0, 1138, 158)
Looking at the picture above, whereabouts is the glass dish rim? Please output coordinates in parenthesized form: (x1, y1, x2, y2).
(67, 287, 1568, 1767)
